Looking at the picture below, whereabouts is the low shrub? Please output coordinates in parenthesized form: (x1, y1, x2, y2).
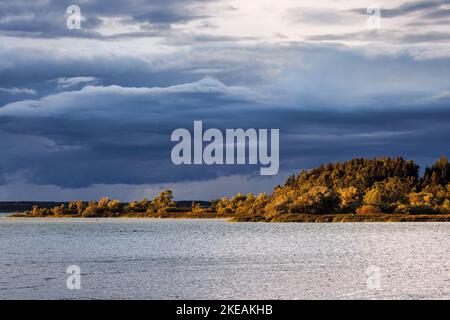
(356, 205, 382, 214)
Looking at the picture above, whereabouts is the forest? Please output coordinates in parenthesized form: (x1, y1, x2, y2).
(14, 156, 450, 221)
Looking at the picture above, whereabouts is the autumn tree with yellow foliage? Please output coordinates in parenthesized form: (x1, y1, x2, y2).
(20, 156, 450, 218)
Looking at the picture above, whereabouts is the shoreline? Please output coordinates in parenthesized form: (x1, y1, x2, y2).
(8, 212, 450, 222)
(231, 213, 450, 222)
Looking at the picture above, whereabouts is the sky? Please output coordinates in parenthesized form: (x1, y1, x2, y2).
(1, 0, 450, 201)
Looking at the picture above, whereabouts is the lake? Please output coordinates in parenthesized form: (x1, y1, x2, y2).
(0, 216, 449, 299)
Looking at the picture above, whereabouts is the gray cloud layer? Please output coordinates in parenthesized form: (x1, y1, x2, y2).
(1, 1, 450, 200)
(0, 0, 219, 39)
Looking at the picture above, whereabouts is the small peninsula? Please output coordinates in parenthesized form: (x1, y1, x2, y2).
(10, 156, 450, 222)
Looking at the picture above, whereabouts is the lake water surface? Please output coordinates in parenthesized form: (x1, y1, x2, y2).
(0, 217, 449, 299)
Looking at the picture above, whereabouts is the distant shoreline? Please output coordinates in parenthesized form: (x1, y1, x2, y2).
(8, 212, 450, 222)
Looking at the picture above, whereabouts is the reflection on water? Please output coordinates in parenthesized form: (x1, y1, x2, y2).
(0, 217, 449, 299)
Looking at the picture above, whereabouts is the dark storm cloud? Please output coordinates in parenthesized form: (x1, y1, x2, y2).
(0, 1, 103, 38)
(1, 40, 450, 190)
(2, 97, 450, 188)
(0, 0, 219, 38)
(0, 47, 195, 92)
(0, 77, 265, 187)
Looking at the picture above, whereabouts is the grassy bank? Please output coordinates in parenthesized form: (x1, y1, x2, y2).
(9, 211, 450, 222)
(231, 213, 450, 222)
(8, 211, 234, 219)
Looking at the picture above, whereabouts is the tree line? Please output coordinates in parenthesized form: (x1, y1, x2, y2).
(22, 156, 450, 217)
(25, 190, 179, 217)
(214, 156, 450, 216)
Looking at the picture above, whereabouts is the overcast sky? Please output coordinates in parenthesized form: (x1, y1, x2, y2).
(1, 0, 450, 201)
